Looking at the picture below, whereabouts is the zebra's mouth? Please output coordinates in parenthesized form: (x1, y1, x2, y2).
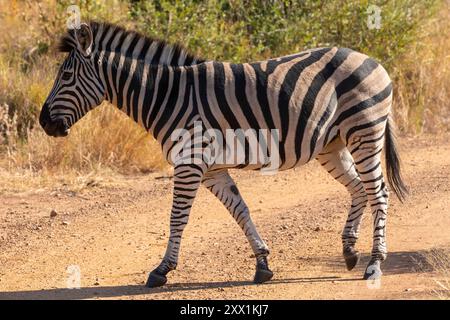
(56, 128, 70, 137)
(42, 119, 70, 137)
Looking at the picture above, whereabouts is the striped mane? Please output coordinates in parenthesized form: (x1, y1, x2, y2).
(58, 21, 203, 66)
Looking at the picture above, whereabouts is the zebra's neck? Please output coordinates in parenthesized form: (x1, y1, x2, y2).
(96, 52, 191, 140)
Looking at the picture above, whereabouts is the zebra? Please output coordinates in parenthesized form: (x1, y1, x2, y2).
(39, 21, 408, 288)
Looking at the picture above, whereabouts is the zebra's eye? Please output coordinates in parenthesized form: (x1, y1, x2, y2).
(61, 71, 72, 81)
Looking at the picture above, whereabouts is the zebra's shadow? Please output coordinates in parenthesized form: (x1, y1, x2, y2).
(319, 250, 434, 275)
(0, 275, 360, 300)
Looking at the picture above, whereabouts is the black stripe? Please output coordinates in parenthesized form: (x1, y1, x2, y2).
(213, 62, 241, 129)
(345, 116, 388, 145)
(335, 83, 393, 127)
(197, 63, 222, 130)
(147, 65, 170, 129)
(336, 58, 379, 99)
(294, 48, 352, 162)
(116, 55, 132, 111)
(250, 63, 276, 130)
(150, 42, 165, 64)
(230, 64, 261, 130)
(130, 62, 145, 123)
(154, 67, 182, 139)
(141, 66, 156, 130)
(137, 39, 152, 60)
(308, 92, 337, 161)
(162, 71, 193, 146)
(125, 34, 139, 57)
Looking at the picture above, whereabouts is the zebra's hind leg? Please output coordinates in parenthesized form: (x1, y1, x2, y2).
(202, 169, 273, 284)
(347, 129, 389, 280)
(316, 137, 367, 271)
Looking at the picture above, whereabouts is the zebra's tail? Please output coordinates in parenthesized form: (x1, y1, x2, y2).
(384, 116, 408, 202)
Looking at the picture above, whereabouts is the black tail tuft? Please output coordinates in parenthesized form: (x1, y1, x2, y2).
(385, 117, 409, 202)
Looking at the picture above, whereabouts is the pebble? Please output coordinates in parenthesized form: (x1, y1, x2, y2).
(50, 209, 58, 218)
(62, 221, 70, 226)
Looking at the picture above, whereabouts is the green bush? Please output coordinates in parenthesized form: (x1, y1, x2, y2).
(129, 0, 441, 70)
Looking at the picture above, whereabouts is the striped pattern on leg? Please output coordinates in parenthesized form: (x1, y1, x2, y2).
(202, 169, 273, 283)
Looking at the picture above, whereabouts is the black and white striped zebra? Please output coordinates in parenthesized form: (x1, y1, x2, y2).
(39, 22, 408, 287)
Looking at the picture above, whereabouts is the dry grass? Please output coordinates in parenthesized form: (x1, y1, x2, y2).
(15, 104, 168, 174)
(0, 0, 167, 177)
(425, 249, 450, 299)
(393, 4, 450, 133)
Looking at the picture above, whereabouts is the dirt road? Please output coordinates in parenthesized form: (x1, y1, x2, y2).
(0, 134, 449, 299)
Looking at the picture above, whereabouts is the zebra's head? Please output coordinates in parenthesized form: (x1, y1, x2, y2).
(40, 23, 105, 137)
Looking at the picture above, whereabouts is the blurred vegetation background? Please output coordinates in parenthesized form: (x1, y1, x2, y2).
(0, 0, 449, 175)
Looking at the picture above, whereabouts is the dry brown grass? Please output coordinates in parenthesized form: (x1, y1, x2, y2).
(425, 249, 450, 299)
(17, 104, 167, 174)
(393, 4, 450, 133)
(0, 0, 167, 178)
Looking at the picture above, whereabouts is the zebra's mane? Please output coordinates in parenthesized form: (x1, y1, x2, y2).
(57, 21, 202, 66)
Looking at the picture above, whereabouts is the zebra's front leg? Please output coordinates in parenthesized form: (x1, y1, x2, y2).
(146, 164, 204, 288)
(202, 170, 273, 284)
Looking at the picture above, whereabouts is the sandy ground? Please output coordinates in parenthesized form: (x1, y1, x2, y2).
(0, 134, 449, 300)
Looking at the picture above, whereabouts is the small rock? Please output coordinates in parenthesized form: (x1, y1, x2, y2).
(404, 288, 412, 292)
(314, 226, 322, 232)
(50, 209, 58, 218)
(62, 221, 70, 226)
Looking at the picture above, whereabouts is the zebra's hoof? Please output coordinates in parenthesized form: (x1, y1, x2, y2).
(145, 271, 167, 288)
(363, 259, 382, 280)
(254, 268, 273, 284)
(343, 251, 360, 271)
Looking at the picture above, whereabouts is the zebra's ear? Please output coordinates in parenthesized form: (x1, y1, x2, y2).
(75, 23, 93, 56)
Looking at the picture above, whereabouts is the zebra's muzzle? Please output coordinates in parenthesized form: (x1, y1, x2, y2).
(39, 105, 70, 137)
(42, 119, 70, 137)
